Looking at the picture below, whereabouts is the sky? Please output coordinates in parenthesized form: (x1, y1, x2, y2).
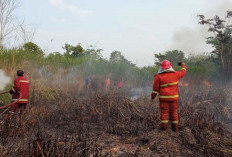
(15, 0, 232, 67)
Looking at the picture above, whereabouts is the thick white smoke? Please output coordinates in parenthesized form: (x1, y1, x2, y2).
(0, 70, 11, 90)
(171, 0, 232, 55)
(129, 86, 151, 100)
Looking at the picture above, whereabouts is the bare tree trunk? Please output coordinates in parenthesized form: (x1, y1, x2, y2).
(225, 47, 232, 80)
(17, 21, 36, 43)
(220, 43, 225, 69)
(0, 0, 18, 48)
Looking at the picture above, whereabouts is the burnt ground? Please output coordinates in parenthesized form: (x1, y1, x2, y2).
(0, 86, 232, 157)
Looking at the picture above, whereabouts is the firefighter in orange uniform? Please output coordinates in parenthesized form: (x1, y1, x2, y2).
(9, 70, 29, 113)
(151, 60, 186, 132)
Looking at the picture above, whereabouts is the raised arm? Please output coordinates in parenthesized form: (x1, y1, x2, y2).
(176, 63, 187, 79)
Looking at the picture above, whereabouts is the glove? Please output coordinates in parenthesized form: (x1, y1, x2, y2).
(10, 89, 14, 94)
(151, 93, 156, 100)
(9, 88, 17, 94)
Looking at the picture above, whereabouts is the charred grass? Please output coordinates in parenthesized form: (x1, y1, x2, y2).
(0, 85, 231, 157)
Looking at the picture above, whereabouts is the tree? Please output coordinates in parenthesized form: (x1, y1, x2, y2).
(110, 51, 124, 62)
(198, 11, 232, 80)
(62, 43, 85, 57)
(154, 50, 185, 66)
(17, 21, 36, 43)
(63, 43, 72, 56)
(110, 51, 134, 65)
(0, 0, 18, 48)
(71, 43, 84, 57)
(84, 45, 103, 60)
(23, 42, 43, 55)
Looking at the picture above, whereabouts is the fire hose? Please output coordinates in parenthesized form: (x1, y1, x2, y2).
(0, 90, 22, 110)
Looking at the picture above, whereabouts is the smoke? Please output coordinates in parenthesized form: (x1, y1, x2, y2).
(0, 70, 11, 90)
(172, 27, 212, 55)
(129, 86, 151, 100)
(206, 0, 232, 17)
(171, 0, 232, 55)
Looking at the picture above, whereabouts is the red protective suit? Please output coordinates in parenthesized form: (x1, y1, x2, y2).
(151, 65, 186, 131)
(118, 81, 123, 88)
(10, 76, 29, 112)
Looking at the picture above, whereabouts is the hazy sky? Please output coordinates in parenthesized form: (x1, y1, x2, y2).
(17, 0, 232, 67)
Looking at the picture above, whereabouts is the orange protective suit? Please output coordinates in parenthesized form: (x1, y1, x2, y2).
(151, 64, 186, 131)
(10, 76, 29, 112)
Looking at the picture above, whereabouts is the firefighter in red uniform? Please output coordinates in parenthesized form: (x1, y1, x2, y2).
(9, 70, 29, 113)
(151, 60, 186, 132)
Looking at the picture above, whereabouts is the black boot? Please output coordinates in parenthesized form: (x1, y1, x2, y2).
(172, 123, 178, 132)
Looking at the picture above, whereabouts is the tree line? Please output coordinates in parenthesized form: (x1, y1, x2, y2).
(0, 0, 231, 82)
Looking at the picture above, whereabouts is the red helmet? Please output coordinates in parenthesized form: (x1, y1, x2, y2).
(160, 60, 171, 69)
